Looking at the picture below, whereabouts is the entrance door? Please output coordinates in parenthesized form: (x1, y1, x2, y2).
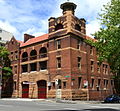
(22, 84, 29, 98)
(37, 80, 47, 99)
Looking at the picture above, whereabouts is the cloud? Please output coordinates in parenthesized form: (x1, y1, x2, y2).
(0, 20, 17, 34)
(0, 0, 111, 40)
(86, 20, 101, 38)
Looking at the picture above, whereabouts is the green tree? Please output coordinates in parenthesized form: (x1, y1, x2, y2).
(90, 0, 120, 93)
(0, 46, 12, 97)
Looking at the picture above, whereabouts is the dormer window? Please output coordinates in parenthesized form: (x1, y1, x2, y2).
(55, 24, 63, 31)
(75, 24, 81, 31)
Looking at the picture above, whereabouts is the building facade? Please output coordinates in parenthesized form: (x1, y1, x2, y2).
(0, 28, 13, 46)
(7, 2, 114, 100)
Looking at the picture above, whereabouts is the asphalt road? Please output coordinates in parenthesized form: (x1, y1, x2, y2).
(0, 100, 120, 111)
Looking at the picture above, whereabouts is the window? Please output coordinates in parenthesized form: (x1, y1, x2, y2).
(91, 61, 94, 72)
(106, 80, 108, 88)
(77, 40, 82, 49)
(14, 66, 17, 74)
(97, 79, 101, 91)
(55, 24, 63, 31)
(90, 46, 93, 55)
(63, 82, 66, 88)
(78, 77, 82, 88)
(39, 61, 47, 70)
(11, 52, 13, 54)
(14, 82, 17, 90)
(91, 79, 94, 88)
(52, 82, 55, 89)
(39, 47, 47, 58)
(105, 65, 108, 74)
(30, 63, 37, 71)
(30, 50, 37, 60)
(57, 40, 61, 49)
(15, 51, 18, 60)
(22, 64, 28, 73)
(111, 80, 113, 86)
(97, 62, 100, 73)
(103, 64, 105, 74)
(57, 57, 61, 68)
(98, 79, 101, 87)
(75, 24, 81, 31)
(22, 52, 28, 62)
(104, 79, 108, 89)
(78, 57, 81, 69)
(103, 64, 108, 74)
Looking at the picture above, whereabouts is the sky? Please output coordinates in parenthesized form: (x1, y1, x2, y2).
(0, 0, 111, 41)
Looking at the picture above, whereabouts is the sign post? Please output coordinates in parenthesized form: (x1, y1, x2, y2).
(55, 79, 62, 102)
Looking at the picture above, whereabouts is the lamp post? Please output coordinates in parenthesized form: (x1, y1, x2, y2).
(0, 66, 2, 99)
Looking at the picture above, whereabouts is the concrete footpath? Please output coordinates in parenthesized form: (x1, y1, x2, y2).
(1, 98, 102, 104)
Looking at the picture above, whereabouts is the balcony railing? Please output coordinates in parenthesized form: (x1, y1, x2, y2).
(21, 53, 47, 62)
(22, 57, 28, 62)
(39, 53, 47, 58)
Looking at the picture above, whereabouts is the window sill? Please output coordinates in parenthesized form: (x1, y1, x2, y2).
(30, 71, 37, 73)
(22, 72, 28, 74)
(40, 70, 47, 72)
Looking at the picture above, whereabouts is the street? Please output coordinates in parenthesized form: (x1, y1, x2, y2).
(0, 100, 120, 111)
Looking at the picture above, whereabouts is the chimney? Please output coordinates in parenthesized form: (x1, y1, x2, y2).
(60, 2, 77, 15)
(24, 34, 35, 43)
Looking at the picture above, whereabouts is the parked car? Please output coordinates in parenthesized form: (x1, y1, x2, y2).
(104, 94, 120, 103)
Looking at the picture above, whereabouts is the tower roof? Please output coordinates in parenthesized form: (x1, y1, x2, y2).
(60, 2, 77, 12)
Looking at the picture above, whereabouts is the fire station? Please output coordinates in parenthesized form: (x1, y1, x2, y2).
(7, 2, 114, 100)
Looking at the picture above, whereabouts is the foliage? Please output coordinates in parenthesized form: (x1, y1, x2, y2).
(0, 46, 12, 79)
(92, 0, 120, 74)
(0, 46, 10, 66)
(2, 67, 12, 80)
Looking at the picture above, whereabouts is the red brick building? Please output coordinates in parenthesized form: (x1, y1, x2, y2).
(7, 2, 114, 100)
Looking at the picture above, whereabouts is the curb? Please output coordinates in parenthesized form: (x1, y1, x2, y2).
(0, 98, 102, 104)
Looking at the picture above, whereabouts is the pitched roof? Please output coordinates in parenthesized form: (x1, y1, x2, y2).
(85, 35, 97, 42)
(20, 34, 48, 47)
(17, 40, 23, 44)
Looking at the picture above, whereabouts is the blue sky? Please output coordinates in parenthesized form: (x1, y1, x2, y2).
(0, 0, 110, 40)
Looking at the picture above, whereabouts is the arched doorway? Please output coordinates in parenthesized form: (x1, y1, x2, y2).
(22, 82, 29, 98)
(37, 80, 47, 99)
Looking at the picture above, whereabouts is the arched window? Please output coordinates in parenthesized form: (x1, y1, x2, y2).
(75, 24, 81, 31)
(22, 52, 28, 62)
(39, 47, 47, 58)
(30, 50, 37, 60)
(55, 24, 63, 31)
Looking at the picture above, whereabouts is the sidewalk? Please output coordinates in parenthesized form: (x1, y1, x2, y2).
(1, 98, 102, 104)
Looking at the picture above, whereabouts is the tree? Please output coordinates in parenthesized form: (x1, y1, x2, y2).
(90, 0, 120, 93)
(0, 46, 12, 97)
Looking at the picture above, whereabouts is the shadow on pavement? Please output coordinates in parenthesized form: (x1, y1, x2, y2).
(45, 108, 119, 111)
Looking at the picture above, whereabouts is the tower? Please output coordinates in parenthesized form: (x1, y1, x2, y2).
(48, 2, 86, 39)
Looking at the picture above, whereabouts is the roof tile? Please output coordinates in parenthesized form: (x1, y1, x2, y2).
(20, 34, 48, 47)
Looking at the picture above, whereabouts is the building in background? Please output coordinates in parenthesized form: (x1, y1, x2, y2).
(7, 2, 115, 100)
(0, 28, 13, 46)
